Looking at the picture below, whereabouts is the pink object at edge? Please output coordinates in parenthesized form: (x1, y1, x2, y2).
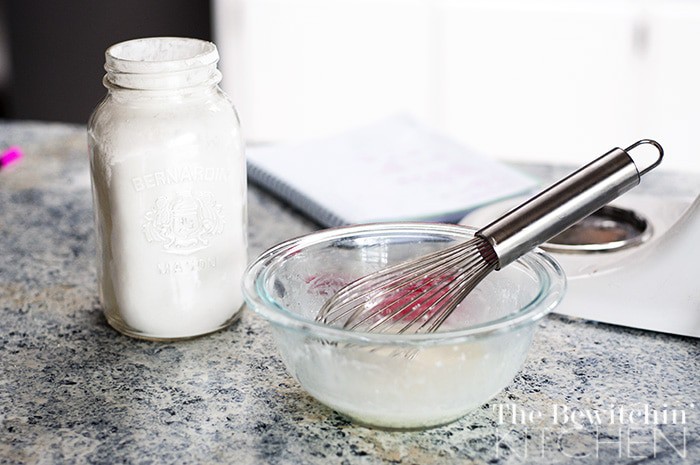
(0, 146, 23, 168)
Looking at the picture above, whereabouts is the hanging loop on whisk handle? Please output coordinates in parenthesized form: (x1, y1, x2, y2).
(625, 139, 664, 176)
(476, 139, 664, 269)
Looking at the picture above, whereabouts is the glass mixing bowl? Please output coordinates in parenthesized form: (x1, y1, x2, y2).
(243, 223, 566, 429)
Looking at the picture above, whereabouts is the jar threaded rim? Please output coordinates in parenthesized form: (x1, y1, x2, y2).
(104, 37, 220, 90)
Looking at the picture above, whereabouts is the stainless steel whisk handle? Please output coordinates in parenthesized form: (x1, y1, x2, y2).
(476, 140, 664, 269)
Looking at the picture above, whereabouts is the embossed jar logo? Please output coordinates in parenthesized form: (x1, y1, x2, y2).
(143, 191, 225, 254)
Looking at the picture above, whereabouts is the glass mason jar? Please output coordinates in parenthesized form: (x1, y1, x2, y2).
(88, 37, 247, 340)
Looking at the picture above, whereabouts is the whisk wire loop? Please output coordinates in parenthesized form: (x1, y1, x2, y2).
(317, 237, 497, 333)
(317, 240, 472, 324)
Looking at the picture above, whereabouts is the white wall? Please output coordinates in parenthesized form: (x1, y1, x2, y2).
(214, 0, 700, 172)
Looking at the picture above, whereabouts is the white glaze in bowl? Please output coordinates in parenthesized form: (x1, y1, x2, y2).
(243, 223, 566, 429)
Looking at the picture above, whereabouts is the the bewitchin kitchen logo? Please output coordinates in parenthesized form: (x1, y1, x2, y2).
(489, 402, 696, 461)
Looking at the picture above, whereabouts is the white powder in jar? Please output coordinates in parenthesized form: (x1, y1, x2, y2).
(88, 38, 247, 339)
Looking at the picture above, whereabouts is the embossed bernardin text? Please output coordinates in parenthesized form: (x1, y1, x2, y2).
(157, 256, 217, 275)
(132, 166, 232, 192)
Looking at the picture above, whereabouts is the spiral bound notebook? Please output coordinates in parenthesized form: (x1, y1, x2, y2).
(247, 116, 537, 227)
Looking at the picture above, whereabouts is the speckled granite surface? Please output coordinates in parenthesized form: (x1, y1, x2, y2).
(0, 122, 698, 464)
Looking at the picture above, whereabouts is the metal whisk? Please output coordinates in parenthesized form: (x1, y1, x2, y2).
(316, 140, 664, 334)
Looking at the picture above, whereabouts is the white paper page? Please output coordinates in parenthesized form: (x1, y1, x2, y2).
(248, 116, 537, 223)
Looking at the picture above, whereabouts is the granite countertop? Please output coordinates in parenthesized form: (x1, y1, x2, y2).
(0, 122, 697, 464)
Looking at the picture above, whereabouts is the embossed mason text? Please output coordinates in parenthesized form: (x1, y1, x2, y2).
(157, 257, 217, 274)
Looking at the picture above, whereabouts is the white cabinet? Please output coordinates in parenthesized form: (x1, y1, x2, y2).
(438, 0, 641, 164)
(214, 0, 434, 141)
(214, 0, 700, 172)
(644, 1, 700, 173)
